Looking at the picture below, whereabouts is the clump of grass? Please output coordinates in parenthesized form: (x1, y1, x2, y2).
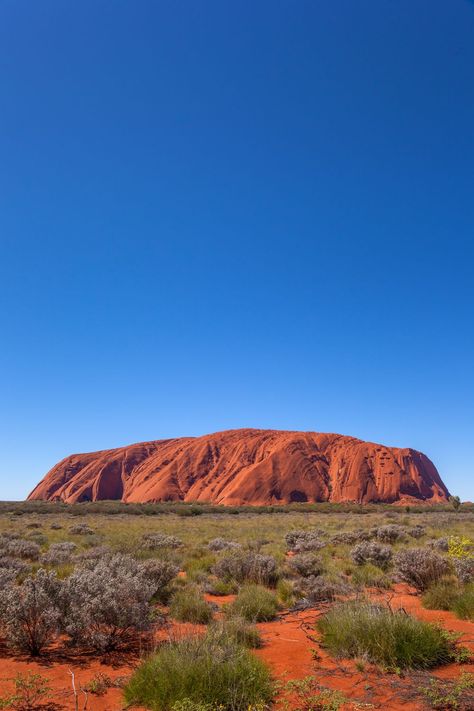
(169, 586, 214, 624)
(422, 579, 461, 611)
(352, 563, 392, 589)
(206, 578, 237, 596)
(317, 600, 456, 670)
(452, 584, 474, 621)
(123, 632, 274, 711)
(276, 578, 296, 607)
(211, 616, 262, 648)
(225, 584, 278, 622)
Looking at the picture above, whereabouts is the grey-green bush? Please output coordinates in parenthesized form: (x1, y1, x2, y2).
(212, 551, 278, 586)
(0, 569, 62, 655)
(61, 554, 154, 651)
(394, 548, 450, 591)
(350, 541, 392, 569)
(288, 552, 324, 578)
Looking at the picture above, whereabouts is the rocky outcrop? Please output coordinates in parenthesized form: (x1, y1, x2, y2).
(28, 428, 449, 505)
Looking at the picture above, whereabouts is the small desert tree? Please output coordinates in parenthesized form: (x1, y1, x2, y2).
(0, 569, 62, 656)
(450, 495, 462, 511)
(61, 554, 155, 652)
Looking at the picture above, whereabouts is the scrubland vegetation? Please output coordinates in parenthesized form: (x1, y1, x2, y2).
(0, 501, 473, 709)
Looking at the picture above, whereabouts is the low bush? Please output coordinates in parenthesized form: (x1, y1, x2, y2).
(330, 530, 372, 545)
(207, 538, 241, 552)
(294, 575, 348, 604)
(212, 551, 278, 587)
(317, 600, 456, 669)
(142, 533, 183, 550)
(140, 559, 180, 602)
(408, 525, 426, 539)
(0, 567, 17, 589)
(5, 539, 41, 561)
(454, 558, 474, 585)
(41, 541, 77, 566)
(169, 586, 214, 624)
(26, 533, 47, 547)
(61, 554, 154, 651)
(225, 584, 278, 622)
(288, 552, 324, 578)
(69, 522, 95, 535)
(427, 538, 449, 552)
(350, 541, 392, 569)
(394, 548, 451, 591)
(0, 569, 62, 655)
(285, 529, 326, 552)
(375, 525, 406, 543)
(73, 544, 110, 563)
(0, 556, 29, 582)
(123, 632, 274, 711)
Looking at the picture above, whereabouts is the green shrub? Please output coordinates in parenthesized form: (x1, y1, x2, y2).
(123, 633, 274, 711)
(206, 578, 237, 596)
(284, 677, 347, 711)
(0, 672, 51, 710)
(276, 578, 296, 607)
(352, 563, 392, 589)
(169, 586, 213, 624)
(420, 672, 474, 710)
(317, 601, 456, 669)
(211, 616, 262, 648)
(422, 579, 461, 611)
(184, 554, 216, 582)
(225, 584, 278, 622)
(452, 585, 474, 621)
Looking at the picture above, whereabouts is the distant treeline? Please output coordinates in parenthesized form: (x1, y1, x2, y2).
(0, 499, 472, 517)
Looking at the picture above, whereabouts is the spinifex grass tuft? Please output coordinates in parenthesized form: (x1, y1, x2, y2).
(317, 600, 456, 670)
(123, 631, 274, 711)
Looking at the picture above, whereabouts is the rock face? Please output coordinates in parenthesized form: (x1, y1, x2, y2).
(28, 429, 449, 506)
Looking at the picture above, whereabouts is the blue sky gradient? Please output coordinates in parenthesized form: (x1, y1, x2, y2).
(0, 1, 473, 500)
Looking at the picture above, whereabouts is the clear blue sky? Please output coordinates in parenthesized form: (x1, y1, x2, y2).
(1, 1, 473, 501)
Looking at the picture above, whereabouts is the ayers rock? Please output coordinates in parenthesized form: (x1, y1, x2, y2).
(28, 429, 449, 506)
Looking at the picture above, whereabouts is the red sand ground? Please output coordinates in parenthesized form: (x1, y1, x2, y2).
(28, 428, 449, 506)
(1, 585, 473, 710)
